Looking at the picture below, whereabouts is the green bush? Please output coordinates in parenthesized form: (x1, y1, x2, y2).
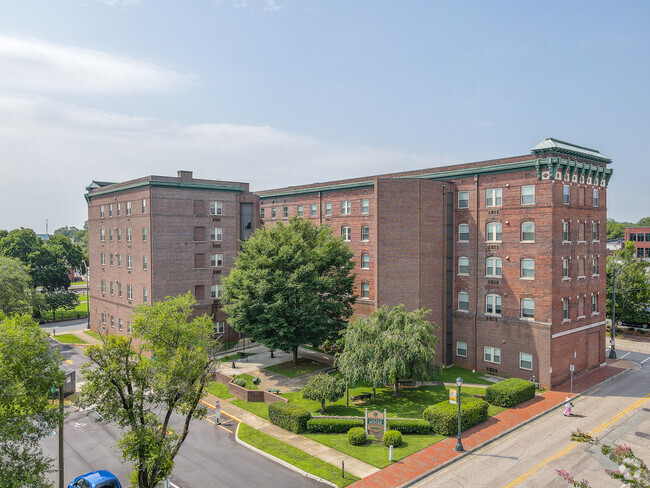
(485, 378, 535, 408)
(423, 397, 489, 436)
(387, 418, 432, 434)
(232, 377, 247, 388)
(348, 427, 367, 446)
(268, 402, 312, 433)
(307, 417, 364, 433)
(383, 430, 403, 447)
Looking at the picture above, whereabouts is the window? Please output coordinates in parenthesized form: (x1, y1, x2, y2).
(210, 201, 223, 215)
(127, 285, 132, 300)
(341, 226, 351, 241)
(211, 284, 223, 299)
(361, 199, 369, 214)
(117, 254, 122, 267)
(111, 316, 115, 328)
(519, 353, 533, 371)
(100, 205, 105, 218)
(101, 280, 106, 294)
(458, 256, 469, 275)
(484, 346, 501, 364)
(361, 226, 369, 241)
(126, 228, 132, 242)
(143, 255, 148, 271)
(562, 299, 569, 320)
(486, 222, 502, 242)
(100, 229, 105, 242)
(458, 292, 469, 311)
(325, 203, 332, 216)
(126, 254, 132, 268)
(592, 256, 599, 275)
(297, 205, 304, 217)
(310, 204, 317, 217)
(563, 185, 570, 204)
(117, 203, 121, 216)
(562, 221, 570, 241)
(126, 201, 132, 215)
(458, 191, 469, 209)
(593, 189, 599, 207)
(117, 228, 122, 241)
(457, 341, 467, 357)
(109, 254, 114, 267)
(142, 199, 146, 214)
(592, 222, 600, 241)
(486, 257, 502, 277)
(578, 257, 585, 278)
(521, 222, 535, 242)
(119, 319, 123, 332)
(521, 258, 535, 279)
(639, 234, 646, 242)
(109, 228, 113, 242)
(521, 185, 535, 205)
(109, 204, 113, 217)
(143, 288, 148, 303)
(211, 228, 223, 242)
(142, 227, 147, 242)
(630, 233, 637, 241)
(215, 321, 225, 334)
(486, 188, 502, 207)
(110, 281, 114, 295)
(361, 253, 370, 269)
(260, 208, 265, 219)
(458, 223, 469, 242)
(341, 201, 351, 215)
(101, 313, 106, 325)
(562, 258, 569, 278)
(361, 282, 370, 299)
(283, 206, 288, 218)
(127, 322, 133, 334)
(101, 253, 106, 266)
(521, 298, 535, 319)
(271, 207, 276, 219)
(211, 253, 223, 267)
(592, 294, 598, 313)
(578, 221, 586, 241)
(486, 294, 502, 315)
(578, 295, 585, 318)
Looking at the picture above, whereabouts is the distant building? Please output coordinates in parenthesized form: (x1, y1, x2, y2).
(625, 227, 650, 260)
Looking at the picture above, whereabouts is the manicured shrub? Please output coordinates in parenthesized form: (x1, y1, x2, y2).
(268, 401, 312, 433)
(486, 378, 535, 408)
(232, 377, 247, 388)
(307, 417, 364, 433)
(348, 427, 367, 446)
(423, 397, 489, 436)
(383, 430, 403, 447)
(387, 418, 432, 434)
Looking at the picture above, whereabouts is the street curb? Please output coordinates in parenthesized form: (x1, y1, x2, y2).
(234, 422, 340, 488)
(397, 364, 635, 488)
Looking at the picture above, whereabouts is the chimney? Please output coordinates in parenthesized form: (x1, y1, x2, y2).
(177, 170, 193, 182)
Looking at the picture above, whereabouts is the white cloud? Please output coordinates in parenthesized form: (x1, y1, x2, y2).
(214, 0, 285, 12)
(0, 35, 191, 95)
(95, 0, 141, 5)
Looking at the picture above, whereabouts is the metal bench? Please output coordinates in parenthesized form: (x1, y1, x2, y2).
(351, 393, 372, 402)
(267, 388, 280, 394)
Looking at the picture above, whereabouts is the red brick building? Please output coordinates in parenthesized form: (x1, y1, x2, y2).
(85, 170, 258, 342)
(625, 227, 650, 259)
(257, 138, 613, 388)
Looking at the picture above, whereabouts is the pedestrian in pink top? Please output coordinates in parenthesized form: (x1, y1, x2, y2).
(563, 397, 574, 416)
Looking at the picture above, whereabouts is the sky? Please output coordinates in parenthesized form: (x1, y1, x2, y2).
(0, 0, 648, 232)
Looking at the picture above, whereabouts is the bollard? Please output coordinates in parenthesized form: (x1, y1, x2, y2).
(341, 460, 345, 479)
(389, 444, 394, 461)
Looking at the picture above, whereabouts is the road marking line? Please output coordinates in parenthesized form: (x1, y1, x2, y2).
(200, 399, 242, 423)
(203, 417, 234, 433)
(641, 357, 649, 364)
(620, 352, 631, 359)
(503, 393, 650, 487)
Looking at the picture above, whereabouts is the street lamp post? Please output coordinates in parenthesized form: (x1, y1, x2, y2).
(454, 377, 464, 452)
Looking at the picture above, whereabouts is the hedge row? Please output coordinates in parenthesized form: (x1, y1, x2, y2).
(307, 418, 364, 433)
(387, 418, 432, 434)
(423, 397, 488, 436)
(486, 378, 535, 408)
(268, 402, 311, 433)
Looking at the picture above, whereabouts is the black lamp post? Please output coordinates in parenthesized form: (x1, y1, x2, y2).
(454, 377, 464, 452)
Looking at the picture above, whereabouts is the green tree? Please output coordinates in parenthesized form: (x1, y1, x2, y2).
(337, 305, 439, 397)
(606, 241, 650, 324)
(301, 373, 346, 413)
(606, 218, 627, 240)
(76, 293, 217, 488)
(0, 313, 65, 488)
(0, 256, 33, 315)
(222, 217, 356, 365)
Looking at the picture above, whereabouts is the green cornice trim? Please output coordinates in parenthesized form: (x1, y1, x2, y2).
(86, 180, 247, 202)
(258, 181, 376, 199)
(532, 147, 611, 164)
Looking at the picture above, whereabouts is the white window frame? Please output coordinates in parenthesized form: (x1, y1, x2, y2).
(127, 285, 133, 300)
(486, 294, 502, 316)
(142, 227, 147, 242)
(109, 204, 113, 217)
(297, 205, 304, 217)
(486, 188, 502, 207)
(117, 228, 122, 241)
(484, 346, 501, 364)
(592, 221, 600, 241)
(283, 206, 289, 218)
(458, 292, 469, 312)
(562, 258, 570, 279)
(260, 208, 265, 219)
(562, 221, 570, 242)
(142, 199, 146, 214)
(211, 228, 223, 242)
(519, 352, 533, 371)
(361, 253, 370, 269)
(117, 203, 121, 216)
(126, 201, 132, 215)
(325, 203, 332, 216)
(360, 282, 370, 299)
(361, 226, 370, 242)
(271, 207, 276, 219)
(361, 199, 369, 214)
(101, 280, 106, 294)
(486, 222, 502, 243)
(143, 288, 148, 303)
(215, 321, 225, 334)
(341, 226, 351, 242)
(458, 223, 469, 242)
(521, 258, 535, 279)
(592, 256, 599, 276)
(456, 341, 468, 357)
(109, 228, 113, 242)
(100, 229, 105, 242)
(341, 201, 351, 215)
(119, 319, 123, 331)
(563, 184, 570, 204)
(117, 283, 122, 298)
(211, 253, 223, 267)
(562, 298, 569, 321)
(521, 185, 535, 205)
(117, 254, 122, 268)
(310, 203, 317, 217)
(521, 221, 535, 242)
(100, 205, 105, 218)
(458, 256, 469, 275)
(592, 294, 598, 314)
(458, 191, 470, 209)
(109, 254, 114, 267)
(486, 257, 502, 278)
(211, 284, 223, 299)
(210, 201, 223, 216)
(593, 189, 599, 207)
(101, 253, 106, 266)
(521, 298, 535, 320)
(126, 254, 132, 269)
(143, 255, 148, 271)
(126, 227, 132, 242)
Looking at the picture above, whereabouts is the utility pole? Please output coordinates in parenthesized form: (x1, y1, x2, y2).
(59, 383, 64, 488)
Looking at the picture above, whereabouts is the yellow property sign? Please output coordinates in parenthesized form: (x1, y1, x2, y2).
(449, 388, 457, 405)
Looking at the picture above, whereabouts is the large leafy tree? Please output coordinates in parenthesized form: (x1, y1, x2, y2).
(337, 305, 439, 397)
(0, 256, 34, 315)
(301, 373, 346, 413)
(222, 217, 356, 364)
(0, 313, 65, 488)
(76, 293, 217, 488)
(606, 241, 650, 325)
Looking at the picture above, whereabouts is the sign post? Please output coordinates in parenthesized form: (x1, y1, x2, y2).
(570, 365, 575, 394)
(215, 401, 221, 425)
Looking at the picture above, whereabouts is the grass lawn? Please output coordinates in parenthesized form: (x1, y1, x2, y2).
(41, 300, 88, 322)
(231, 399, 270, 420)
(84, 330, 102, 341)
(436, 366, 492, 385)
(238, 423, 359, 487)
(265, 358, 330, 378)
(52, 333, 87, 344)
(220, 352, 257, 363)
(205, 381, 234, 400)
(305, 432, 445, 469)
(233, 373, 260, 390)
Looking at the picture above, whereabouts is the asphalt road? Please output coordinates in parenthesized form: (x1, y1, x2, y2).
(411, 347, 650, 488)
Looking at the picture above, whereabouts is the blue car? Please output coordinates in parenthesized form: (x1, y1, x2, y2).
(68, 470, 122, 488)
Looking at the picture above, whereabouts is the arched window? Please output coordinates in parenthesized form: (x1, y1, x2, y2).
(521, 221, 535, 241)
(458, 257, 469, 275)
(486, 222, 502, 242)
(486, 294, 502, 315)
(341, 226, 351, 241)
(486, 257, 502, 277)
(521, 259, 535, 279)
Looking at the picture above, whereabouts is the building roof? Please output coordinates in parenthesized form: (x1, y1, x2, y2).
(85, 180, 116, 191)
(530, 138, 611, 164)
